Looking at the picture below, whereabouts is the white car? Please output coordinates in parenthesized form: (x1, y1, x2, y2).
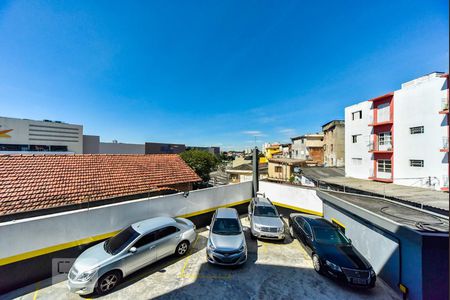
(67, 217, 196, 295)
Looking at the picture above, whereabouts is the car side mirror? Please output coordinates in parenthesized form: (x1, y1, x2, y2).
(249, 212, 252, 215)
(129, 247, 137, 253)
(206, 226, 211, 230)
(279, 214, 283, 218)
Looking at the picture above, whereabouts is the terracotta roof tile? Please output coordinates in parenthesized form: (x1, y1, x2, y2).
(0, 154, 201, 216)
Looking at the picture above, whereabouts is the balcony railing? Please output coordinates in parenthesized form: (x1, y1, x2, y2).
(369, 142, 392, 152)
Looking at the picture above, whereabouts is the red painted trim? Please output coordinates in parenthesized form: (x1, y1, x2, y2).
(368, 121, 394, 127)
(441, 187, 449, 192)
(368, 92, 394, 102)
(368, 177, 394, 183)
(439, 110, 449, 115)
(440, 149, 449, 153)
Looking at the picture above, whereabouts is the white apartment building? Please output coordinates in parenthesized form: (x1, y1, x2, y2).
(0, 116, 83, 154)
(345, 72, 449, 191)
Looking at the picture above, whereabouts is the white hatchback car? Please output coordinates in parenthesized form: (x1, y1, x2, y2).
(68, 217, 196, 295)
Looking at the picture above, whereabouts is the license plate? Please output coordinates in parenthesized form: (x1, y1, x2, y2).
(352, 278, 368, 285)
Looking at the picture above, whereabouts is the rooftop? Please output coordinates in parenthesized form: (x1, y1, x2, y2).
(268, 158, 307, 166)
(319, 190, 449, 233)
(301, 167, 345, 181)
(0, 154, 200, 217)
(321, 120, 345, 131)
(291, 133, 324, 141)
(318, 176, 449, 213)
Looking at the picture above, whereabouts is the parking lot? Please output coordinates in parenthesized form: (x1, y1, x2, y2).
(9, 217, 400, 300)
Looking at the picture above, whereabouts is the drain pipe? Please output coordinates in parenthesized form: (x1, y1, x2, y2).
(252, 146, 259, 197)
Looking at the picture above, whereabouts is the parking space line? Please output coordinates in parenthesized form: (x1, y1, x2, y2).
(32, 282, 39, 300)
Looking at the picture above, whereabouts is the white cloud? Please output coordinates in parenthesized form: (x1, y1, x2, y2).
(241, 130, 266, 137)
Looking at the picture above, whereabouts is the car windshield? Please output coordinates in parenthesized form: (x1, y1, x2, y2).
(212, 218, 241, 235)
(313, 227, 350, 244)
(104, 226, 140, 255)
(254, 206, 278, 217)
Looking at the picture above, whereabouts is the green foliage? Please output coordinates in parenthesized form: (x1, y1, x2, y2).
(180, 149, 219, 182)
(289, 175, 295, 183)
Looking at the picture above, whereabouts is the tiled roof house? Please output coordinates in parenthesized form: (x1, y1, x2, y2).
(0, 154, 201, 219)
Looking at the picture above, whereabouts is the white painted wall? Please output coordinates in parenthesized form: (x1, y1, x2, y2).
(259, 181, 323, 215)
(0, 116, 83, 153)
(344, 101, 372, 179)
(0, 182, 252, 259)
(394, 74, 448, 190)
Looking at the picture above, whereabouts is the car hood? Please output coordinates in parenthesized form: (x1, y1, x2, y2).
(210, 232, 245, 250)
(253, 216, 283, 228)
(317, 243, 371, 270)
(72, 242, 113, 272)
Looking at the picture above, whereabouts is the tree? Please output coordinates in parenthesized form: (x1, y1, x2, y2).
(180, 149, 219, 182)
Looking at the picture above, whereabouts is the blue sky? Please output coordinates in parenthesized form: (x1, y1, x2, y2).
(0, 0, 448, 150)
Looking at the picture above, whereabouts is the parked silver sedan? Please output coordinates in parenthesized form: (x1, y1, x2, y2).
(67, 217, 196, 295)
(206, 208, 247, 266)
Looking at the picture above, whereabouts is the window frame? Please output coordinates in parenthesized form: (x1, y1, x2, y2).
(377, 159, 392, 173)
(410, 126, 424, 134)
(410, 159, 424, 167)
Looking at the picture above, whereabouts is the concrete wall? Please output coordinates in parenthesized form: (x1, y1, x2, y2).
(82, 134, 100, 154)
(259, 181, 323, 215)
(99, 142, 145, 154)
(0, 182, 252, 261)
(291, 138, 307, 160)
(345, 101, 373, 179)
(0, 116, 83, 153)
(323, 203, 400, 287)
(394, 74, 448, 190)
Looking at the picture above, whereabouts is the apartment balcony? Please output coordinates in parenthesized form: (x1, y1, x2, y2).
(368, 119, 393, 127)
(369, 142, 393, 154)
(440, 137, 449, 152)
(439, 97, 449, 114)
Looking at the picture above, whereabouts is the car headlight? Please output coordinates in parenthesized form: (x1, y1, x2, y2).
(77, 269, 97, 282)
(238, 243, 246, 252)
(207, 241, 216, 251)
(277, 227, 284, 233)
(325, 260, 342, 272)
(370, 269, 376, 276)
(253, 224, 261, 230)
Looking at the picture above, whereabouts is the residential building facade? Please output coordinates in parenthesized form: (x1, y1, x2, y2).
(322, 120, 345, 167)
(345, 72, 449, 191)
(0, 117, 83, 154)
(291, 134, 324, 164)
(267, 158, 306, 182)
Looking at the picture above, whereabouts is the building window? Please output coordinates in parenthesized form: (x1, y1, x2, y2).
(352, 110, 362, 120)
(352, 158, 362, 165)
(377, 159, 392, 173)
(275, 166, 282, 173)
(410, 160, 424, 167)
(410, 126, 424, 134)
(378, 132, 392, 146)
(352, 135, 359, 143)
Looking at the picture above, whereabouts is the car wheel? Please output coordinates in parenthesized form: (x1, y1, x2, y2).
(176, 241, 190, 256)
(312, 254, 322, 274)
(95, 270, 121, 295)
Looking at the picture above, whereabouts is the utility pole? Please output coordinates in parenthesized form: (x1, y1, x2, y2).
(252, 146, 259, 197)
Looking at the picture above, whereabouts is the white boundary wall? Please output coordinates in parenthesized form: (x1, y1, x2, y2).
(259, 181, 323, 214)
(0, 182, 252, 260)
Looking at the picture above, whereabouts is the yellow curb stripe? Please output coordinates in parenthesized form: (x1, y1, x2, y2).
(0, 199, 250, 267)
(271, 201, 323, 217)
(177, 199, 251, 218)
(331, 217, 346, 228)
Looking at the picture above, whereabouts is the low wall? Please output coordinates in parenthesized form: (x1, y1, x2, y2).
(0, 182, 252, 293)
(259, 181, 323, 216)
